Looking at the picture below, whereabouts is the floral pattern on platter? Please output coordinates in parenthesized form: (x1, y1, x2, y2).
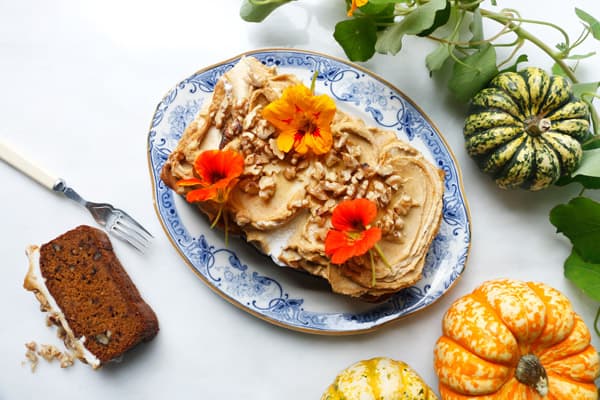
(147, 49, 471, 334)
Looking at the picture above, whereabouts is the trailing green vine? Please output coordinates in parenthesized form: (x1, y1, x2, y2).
(241, 0, 600, 334)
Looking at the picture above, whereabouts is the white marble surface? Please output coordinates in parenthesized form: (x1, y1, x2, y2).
(1, 1, 599, 399)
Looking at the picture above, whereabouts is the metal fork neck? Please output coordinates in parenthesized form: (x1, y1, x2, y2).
(53, 179, 87, 206)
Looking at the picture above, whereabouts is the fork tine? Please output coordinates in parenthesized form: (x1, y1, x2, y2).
(117, 209, 154, 239)
(115, 218, 152, 248)
(115, 214, 154, 244)
(119, 218, 151, 244)
(110, 222, 149, 253)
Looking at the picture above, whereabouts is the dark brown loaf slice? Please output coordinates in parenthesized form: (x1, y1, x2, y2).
(25, 225, 158, 366)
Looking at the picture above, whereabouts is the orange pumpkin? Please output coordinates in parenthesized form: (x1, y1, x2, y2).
(434, 279, 600, 399)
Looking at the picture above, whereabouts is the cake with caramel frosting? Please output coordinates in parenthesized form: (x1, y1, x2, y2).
(161, 56, 445, 301)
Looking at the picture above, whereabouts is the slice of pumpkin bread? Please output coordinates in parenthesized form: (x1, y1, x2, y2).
(24, 225, 158, 368)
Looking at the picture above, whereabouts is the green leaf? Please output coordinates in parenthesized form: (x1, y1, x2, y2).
(573, 148, 600, 177)
(359, 1, 394, 16)
(551, 62, 571, 77)
(417, 0, 451, 37)
(368, 0, 414, 4)
(555, 174, 600, 189)
(564, 249, 600, 302)
(426, 43, 451, 73)
(334, 18, 377, 62)
(239, 0, 295, 22)
(556, 139, 600, 188)
(375, 23, 406, 55)
(356, 2, 395, 29)
(498, 54, 529, 74)
(572, 81, 600, 100)
(375, 0, 448, 55)
(584, 137, 600, 150)
(401, 0, 448, 36)
(469, 9, 484, 45)
(550, 196, 600, 263)
(558, 148, 600, 188)
(574, 176, 600, 189)
(566, 52, 597, 60)
(448, 44, 498, 103)
(576, 8, 600, 40)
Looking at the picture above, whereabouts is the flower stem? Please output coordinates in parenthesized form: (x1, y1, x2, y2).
(211, 205, 223, 229)
(373, 243, 392, 270)
(310, 69, 318, 94)
(369, 250, 376, 287)
(224, 211, 230, 247)
(479, 8, 577, 83)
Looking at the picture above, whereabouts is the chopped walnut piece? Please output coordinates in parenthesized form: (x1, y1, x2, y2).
(313, 161, 326, 181)
(239, 179, 259, 195)
(356, 180, 369, 198)
(340, 169, 352, 183)
(296, 159, 309, 171)
(269, 138, 285, 160)
(366, 191, 378, 203)
(212, 95, 231, 129)
(244, 153, 256, 165)
(24, 344, 39, 372)
(377, 164, 394, 177)
(258, 176, 276, 200)
(385, 174, 404, 190)
(241, 131, 255, 142)
(95, 331, 112, 346)
(243, 105, 261, 130)
(254, 154, 270, 165)
(334, 132, 349, 149)
(315, 199, 337, 216)
(38, 344, 63, 362)
(46, 311, 60, 327)
(324, 152, 340, 167)
(59, 352, 75, 368)
(245, 164, 262, 176)
(323, 181, 346, 197)
(34, 292, 50, 312)
(236, 214, 251, 226)
(23, 341, 78, 371)
(307, 185, 328, 202)
(283, 166, 296, 180)
(347, 143, 362, 159)
(341, 152, 359, 170)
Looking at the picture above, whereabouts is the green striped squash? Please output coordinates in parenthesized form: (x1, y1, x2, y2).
(321, 357, 437, 400)
(464, 67, 590, 190)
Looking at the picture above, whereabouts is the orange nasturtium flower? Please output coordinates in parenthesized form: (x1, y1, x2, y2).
(177, 149, 244, 239)
(325, 199, 390, 286)
(348, 0, 369, 16)
(262, 83, 336, 155)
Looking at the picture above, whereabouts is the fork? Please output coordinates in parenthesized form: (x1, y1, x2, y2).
(0, 140, 153, 252)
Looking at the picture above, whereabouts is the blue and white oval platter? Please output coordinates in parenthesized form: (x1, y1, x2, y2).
(147, 49, 471, 335)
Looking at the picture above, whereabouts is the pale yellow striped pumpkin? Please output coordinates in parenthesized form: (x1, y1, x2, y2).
(321, 357, 438, 400)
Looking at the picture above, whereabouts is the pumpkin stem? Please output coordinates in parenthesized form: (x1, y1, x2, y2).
(525, 117, 552, 136)
(515, 354, 548, 397)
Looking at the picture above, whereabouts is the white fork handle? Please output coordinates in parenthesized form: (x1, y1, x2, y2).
(0, 140, 59, 190)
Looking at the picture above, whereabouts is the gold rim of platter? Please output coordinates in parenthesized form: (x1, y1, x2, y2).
(146, 47, 472, 336)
